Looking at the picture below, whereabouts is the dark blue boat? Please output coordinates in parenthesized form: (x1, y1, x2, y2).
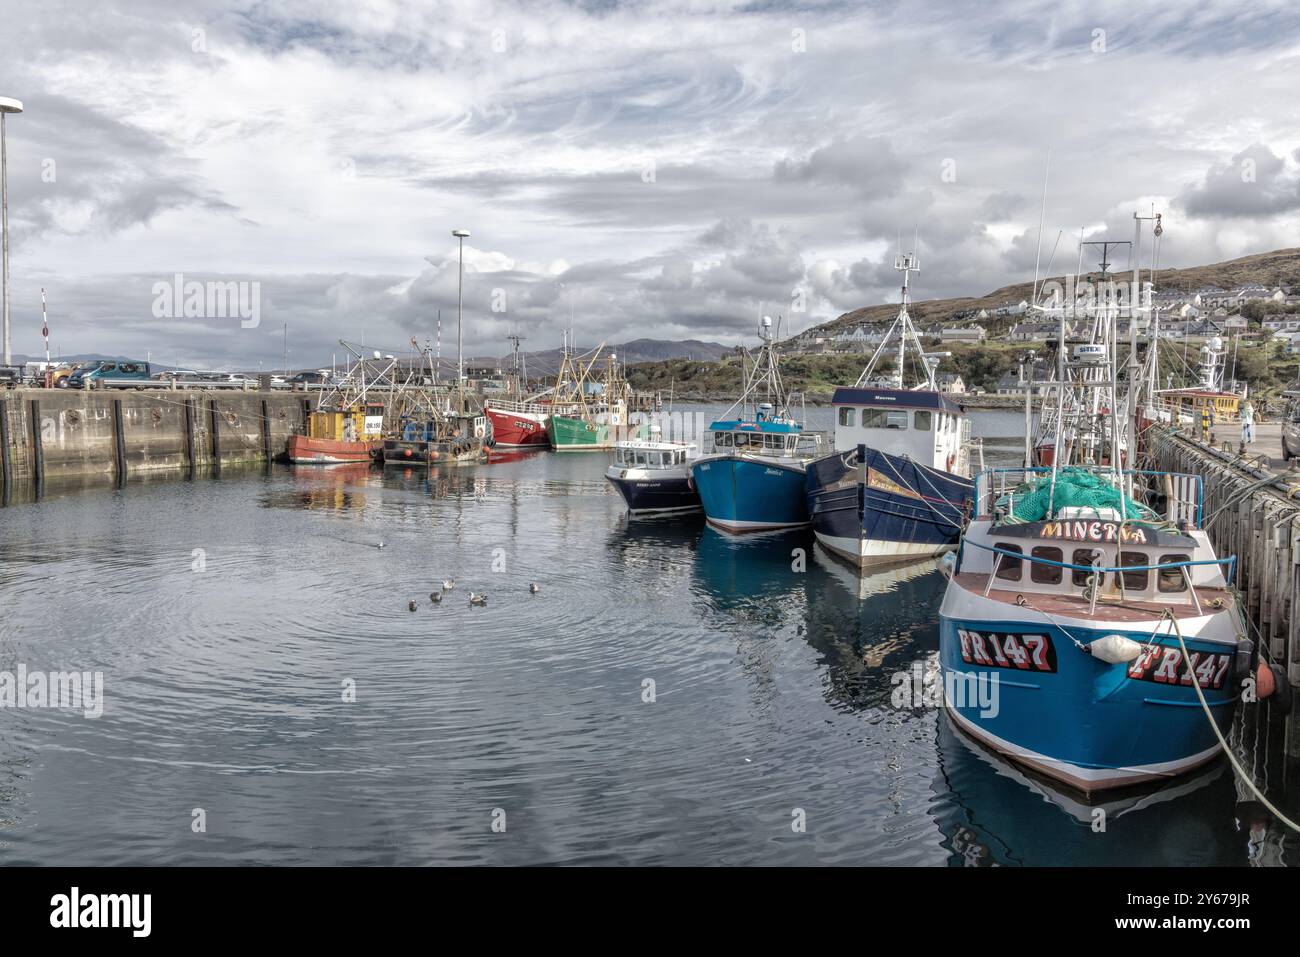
(807, 434, 973, 566)
(605, 439, 701, 515)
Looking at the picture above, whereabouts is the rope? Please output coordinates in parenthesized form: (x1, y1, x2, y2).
(1158, 609, 1300, 834)
(1200, 473, 1281, 529)
(878, 451, 963, 530)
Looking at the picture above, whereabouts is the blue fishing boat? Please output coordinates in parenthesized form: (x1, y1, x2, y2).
(941, 468, 1249, 791)
(805, 250, 974, 566)
(937, 214, 1267, 793)
(690, 316, 823, 533)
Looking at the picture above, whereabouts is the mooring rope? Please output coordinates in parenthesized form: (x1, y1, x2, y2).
(1158, 608, 1300, 834)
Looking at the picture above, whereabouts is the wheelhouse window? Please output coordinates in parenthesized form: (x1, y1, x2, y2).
(1071, 548, 1101, 587)
(1158, 554, 1190, 593)
(714, 432, 732, 449)
(994, 543, 1022, 581)
(914, 410, 932, 431)
(1118, 551, 1149, 591)
(1030, 546, 1063, 584)
(838, 407, 856, 427)
(861, 409, 888, 428)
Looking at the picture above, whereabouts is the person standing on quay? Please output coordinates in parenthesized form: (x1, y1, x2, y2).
(1240, 400, 1255, 454)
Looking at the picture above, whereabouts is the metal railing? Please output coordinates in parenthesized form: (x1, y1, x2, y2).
(958, 536, 1237, 614)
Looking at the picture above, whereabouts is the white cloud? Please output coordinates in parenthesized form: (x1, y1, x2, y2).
(2, 0, 1300, 365)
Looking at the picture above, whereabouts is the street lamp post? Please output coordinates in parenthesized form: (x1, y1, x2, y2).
(452, 228, 470, 411)
(0, 96, 23, 368)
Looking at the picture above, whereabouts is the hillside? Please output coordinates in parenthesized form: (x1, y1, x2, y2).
(626, 246, 1300, 405)
(807, 246, 1300, 339)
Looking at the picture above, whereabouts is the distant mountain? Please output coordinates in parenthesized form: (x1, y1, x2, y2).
(468, 337, 733, 376)
(10, 352, 166, 368)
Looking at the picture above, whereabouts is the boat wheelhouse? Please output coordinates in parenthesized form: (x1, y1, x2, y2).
(805, 250, 975, 566)
(605, 438, 700, 515)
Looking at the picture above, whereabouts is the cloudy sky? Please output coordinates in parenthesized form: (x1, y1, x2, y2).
(1, 0, 1299, 370)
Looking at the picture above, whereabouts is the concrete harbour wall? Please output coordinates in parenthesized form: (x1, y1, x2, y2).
(0, 388, 312, 496)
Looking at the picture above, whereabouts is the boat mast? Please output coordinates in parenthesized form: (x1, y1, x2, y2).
(506, 332, 526, 400)
(854, 247, 934, 390)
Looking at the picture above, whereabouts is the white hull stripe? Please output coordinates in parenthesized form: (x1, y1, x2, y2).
(945, 699, 1222, 792)
(815, 532, 954, 566)
(707, 517, 808, 532)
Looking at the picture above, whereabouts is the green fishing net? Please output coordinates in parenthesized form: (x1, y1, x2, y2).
(1002, 467, 1159, 523)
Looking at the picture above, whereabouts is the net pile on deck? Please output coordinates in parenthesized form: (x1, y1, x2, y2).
(998, 467, 1160, 524)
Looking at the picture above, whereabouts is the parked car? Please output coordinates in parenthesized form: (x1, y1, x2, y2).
(48, 365, 74, 388)
(1282, 392, 1300, 460)
(0, 366, 22, 389)
(66, 360, 153, 389)
(290, 371, 328, 384)
(154, 369, 199, 382)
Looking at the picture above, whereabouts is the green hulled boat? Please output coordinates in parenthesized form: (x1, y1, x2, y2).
(547, 412, 646, 451)
(544, 345, 647, 451)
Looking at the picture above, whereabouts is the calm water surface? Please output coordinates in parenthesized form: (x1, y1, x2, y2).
(0, 407, 1292, 865)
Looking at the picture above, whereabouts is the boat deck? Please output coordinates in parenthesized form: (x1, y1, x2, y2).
(951, 572, 1234, 622)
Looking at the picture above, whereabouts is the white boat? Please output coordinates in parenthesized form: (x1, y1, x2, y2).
(605, 434, 700, 515)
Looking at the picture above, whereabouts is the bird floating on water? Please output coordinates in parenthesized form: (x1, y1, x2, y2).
(529, 583, 540, 594)
(469, 593, 488, 606)
(441, 579, 456, 591)
(376, 541, 385, 549)
(408, 600, 418, 611)
(429, 592, 443, 604)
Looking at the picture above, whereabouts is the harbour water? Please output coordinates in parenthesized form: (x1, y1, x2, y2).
(0, 407, 1291, 865)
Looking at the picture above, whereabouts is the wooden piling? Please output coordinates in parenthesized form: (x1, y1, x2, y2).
(28, 397, 44, 496)
(112, 398, 127, 487)
(260, 398, 272, 465)
(209, 398, 221, 476)
(183, 397, 196, 474)
(0, 398, 11, 506)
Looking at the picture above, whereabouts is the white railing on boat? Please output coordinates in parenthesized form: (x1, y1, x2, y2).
(486, 397, 580, 416)
(957, 536, 1237, 616)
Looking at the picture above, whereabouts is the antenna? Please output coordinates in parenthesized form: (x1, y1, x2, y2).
(1031, 151, 1051, 306)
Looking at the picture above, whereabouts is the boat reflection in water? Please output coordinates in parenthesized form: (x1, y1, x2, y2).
(931, 712, 1235, 866)
(800, 546, 950, 709)
(690, 524, 813, 627)
(264, 462, 375, 513)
